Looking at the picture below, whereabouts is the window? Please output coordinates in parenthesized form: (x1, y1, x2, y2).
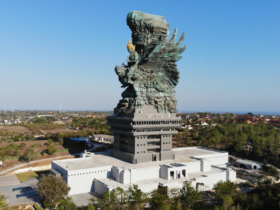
(137, 152, 139, 154)
(137, 144, 139, 146)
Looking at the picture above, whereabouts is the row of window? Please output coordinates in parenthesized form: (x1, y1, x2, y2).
(133, 120, 179, 125)
(137, 151, 146, 154)
(163, 149, 171, 151)
(163, 142, 171, 144)
(68, 169, 109, 176)
(135, 128, 175, 132)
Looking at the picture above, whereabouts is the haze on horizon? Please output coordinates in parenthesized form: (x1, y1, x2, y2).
(0, 1, 279, 113)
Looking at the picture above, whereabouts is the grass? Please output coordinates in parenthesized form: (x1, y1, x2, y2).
(16, 170, 49, 182)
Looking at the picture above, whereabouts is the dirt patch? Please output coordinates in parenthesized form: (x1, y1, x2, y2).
(0, 126, 31, 135)
(3, 155, 74, 175)
(0, 140, 65, 156)
(1, 152, 72, 174)
(41, 128, 75, 134)
(11, 204, 34, 210)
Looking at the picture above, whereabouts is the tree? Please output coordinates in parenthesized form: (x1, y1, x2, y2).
(95, 190, 119, 210)
(87, 204, 96, 210)
(36, 174, 70, 202)
(35, 118, 46, 124)
(127, 185, 148, 210)
(47, 144, 57, 155)
(180, 182, 201, 207)
(0, 194, 10, 210)
(47, 139, 53, 145)
(215, 181, 237, 200)
(149, 188, 171, 210)
(19, 143, 26, 148)
(56, 197, 77, 210)
(21, 148, 37, 162)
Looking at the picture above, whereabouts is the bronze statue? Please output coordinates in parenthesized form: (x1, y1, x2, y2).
(114, 11, 186, 115)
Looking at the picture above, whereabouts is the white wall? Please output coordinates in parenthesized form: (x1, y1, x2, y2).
(130, 166, 160, 183)
(193, 153, 228, 166)
(94, 179, 110, 195)
(66, 166, 112, 195)
(196, 171, 227, 189)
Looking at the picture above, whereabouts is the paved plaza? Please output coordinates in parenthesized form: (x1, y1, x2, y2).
(0, 175, 40, 206)
(71, 192, 97, 207)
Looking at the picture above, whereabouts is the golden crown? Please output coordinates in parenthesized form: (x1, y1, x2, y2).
(127, 40, 136, 52)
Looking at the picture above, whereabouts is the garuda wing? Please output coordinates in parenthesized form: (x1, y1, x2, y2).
(142, 28, 186, 88)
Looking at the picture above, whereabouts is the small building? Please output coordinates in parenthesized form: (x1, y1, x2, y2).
(236, 159, 262, 170)
(92, 134, 114, 143)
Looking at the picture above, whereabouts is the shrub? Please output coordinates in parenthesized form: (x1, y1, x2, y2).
(21, 148, 37, 162)
(47, 144, 57, 155)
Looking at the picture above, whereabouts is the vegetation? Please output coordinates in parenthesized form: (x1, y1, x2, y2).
(21, 148, 37, 162)
(56, 197, 77, 210)
(176, 123, 280, 166)
(0, 143, 20, 161)
(0, 194, 10, 210)
(16, 171, 48, 182)
(36, 174, 70, 203)
(47, 144, 57, 154)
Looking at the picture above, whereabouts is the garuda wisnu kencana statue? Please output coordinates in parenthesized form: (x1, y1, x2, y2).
(114, 11, 186, 115)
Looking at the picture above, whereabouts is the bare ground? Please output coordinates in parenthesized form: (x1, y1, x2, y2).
(0, 126, 31, 135)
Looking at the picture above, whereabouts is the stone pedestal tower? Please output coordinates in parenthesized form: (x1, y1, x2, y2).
(107, 105, 181, 164)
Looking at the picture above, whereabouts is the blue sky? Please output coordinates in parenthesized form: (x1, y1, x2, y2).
(0, 0, 279, 113)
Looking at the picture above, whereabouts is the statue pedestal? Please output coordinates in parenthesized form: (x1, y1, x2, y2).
(107, 105, 181, 164)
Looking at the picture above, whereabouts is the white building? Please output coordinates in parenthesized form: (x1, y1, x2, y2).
(51, 147, 236, 195)
(92, 134, 114, 143)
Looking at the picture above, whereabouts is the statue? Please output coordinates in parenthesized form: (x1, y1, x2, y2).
(114, 11, 186, 115)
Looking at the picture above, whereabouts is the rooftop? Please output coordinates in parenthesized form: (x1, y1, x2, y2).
(53, 147, 227, 172)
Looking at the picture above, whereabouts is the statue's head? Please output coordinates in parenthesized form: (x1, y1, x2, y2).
(127, 40, 135, 53)
(126, 11, 170, 46)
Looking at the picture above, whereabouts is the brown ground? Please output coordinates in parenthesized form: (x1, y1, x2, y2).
(41, 128, 75, 134)
(1, 152, 72, 174)
(11, 205, 34, 210)
(1, 140, 65, 156)
(0, 126, 31, 135)
(4, 156, 74, 175)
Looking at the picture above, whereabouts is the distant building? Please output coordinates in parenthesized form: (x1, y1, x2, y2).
(236, 159, 262, 170)
(3, 120, 11, 125)
(92, 134, 114, 143)
(259, 113, 264, 118)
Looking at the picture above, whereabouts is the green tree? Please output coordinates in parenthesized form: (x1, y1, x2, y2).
(47, 139, 53, 145)
(87, 204, 96, 210)
(95, 190, 119, 210)
(0, 194, 10, 210)
(150, 188, 171, 210)
(47, 144, 57, 155)
(36, 174, 70, 203)
(35, 118, 46, 124)
(56, 197, 77, 210)
(127, 185, 148, 210)
(215, 181, 237, 200)
(19, 143, 26, 148)
(21, 148, 37, 162)
(180, 182, 201, 207)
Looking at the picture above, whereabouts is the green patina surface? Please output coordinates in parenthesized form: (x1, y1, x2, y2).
(114, 11, 186, 115)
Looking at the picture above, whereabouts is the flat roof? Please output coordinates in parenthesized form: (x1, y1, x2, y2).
(53, 147, 227, 172)
(95, 166, 226, 190)
(236, 159, 261, 165)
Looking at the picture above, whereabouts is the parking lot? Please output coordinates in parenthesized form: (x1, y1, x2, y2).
(0, 175, 40, 206)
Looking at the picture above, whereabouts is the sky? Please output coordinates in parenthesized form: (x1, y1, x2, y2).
(0, 0, 279, 113)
